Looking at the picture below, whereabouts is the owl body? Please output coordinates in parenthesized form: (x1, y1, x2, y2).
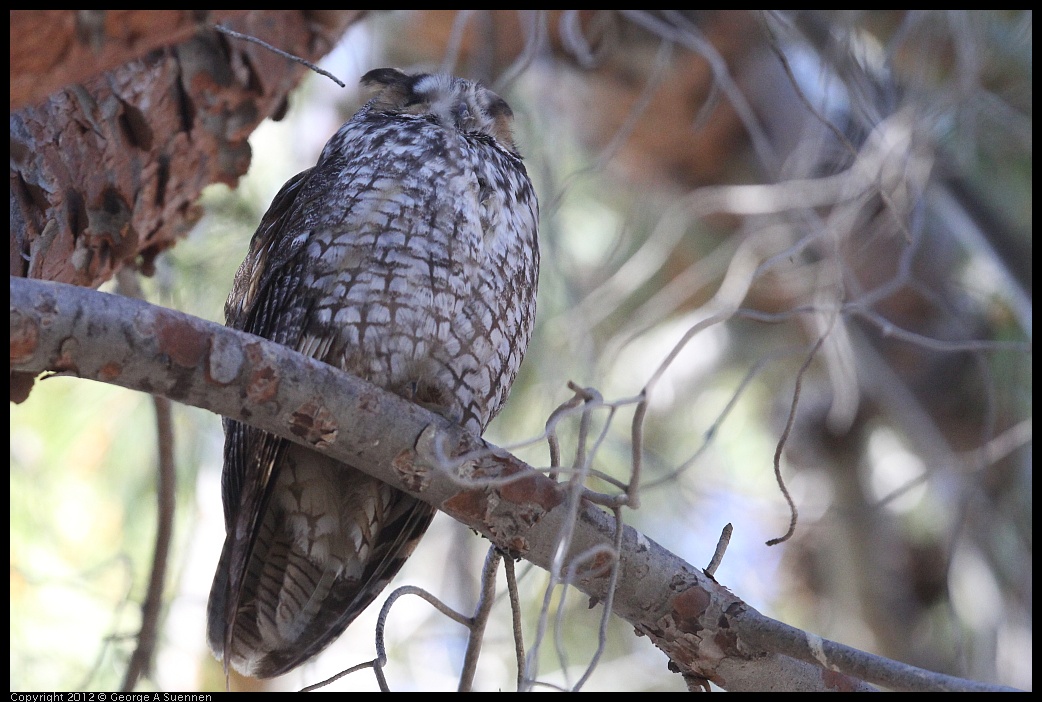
(208, 69, 539, 678)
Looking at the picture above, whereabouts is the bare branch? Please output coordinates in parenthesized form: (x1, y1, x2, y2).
(214, 24, 347, 87)
(459, 547, 504, 692)
(705, 523, 733, 579)
(503, 556, 526, 691)
(10, 276, 1020, 693)
(120, 395, 175, 691)
(10, 11, 360, 288)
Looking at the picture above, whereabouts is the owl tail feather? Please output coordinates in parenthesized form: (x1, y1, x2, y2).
(208, 506, 352, 679)
(207, 449, 437, 679)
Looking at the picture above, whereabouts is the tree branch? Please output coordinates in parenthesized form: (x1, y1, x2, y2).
(10, 11, 361, 287)
(10, 276, 1018, 692)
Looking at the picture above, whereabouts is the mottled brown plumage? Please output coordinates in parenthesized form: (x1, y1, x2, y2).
(207, 68, 539, 678)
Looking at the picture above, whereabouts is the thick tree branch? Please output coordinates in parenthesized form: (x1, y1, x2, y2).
(10, 276, 1018, 692)
(11, 11, 245, 110)
(10, 10, 361, 287)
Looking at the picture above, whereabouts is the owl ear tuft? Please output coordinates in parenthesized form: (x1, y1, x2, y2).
(360, 68, 423, 112)
(360, 68, 411, 96)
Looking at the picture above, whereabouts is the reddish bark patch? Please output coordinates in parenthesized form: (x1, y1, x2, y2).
(155, 310, 207, 367)
(9, 310, 38, 363)
(672, 585, 711, 633)
(392, 448, 432, 493)
(289, 399, 338, 447)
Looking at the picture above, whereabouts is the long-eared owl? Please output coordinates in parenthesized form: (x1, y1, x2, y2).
(207, 68, 539, 678)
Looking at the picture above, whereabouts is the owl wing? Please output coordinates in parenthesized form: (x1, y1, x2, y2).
(217, 167, 312, 542)
(210, 167, 317, 676)
(208, 163, 438, 678)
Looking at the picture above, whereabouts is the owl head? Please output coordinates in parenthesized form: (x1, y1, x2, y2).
(360, 68, 519, 155)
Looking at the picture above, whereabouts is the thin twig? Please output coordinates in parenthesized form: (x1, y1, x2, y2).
(121, 397, 176, 691)
(765, 327, 833, 546)
(705, 523, 733, 578)
(214, 24, 346, 87)
(503, 556, 526, 691)
(371, 585, 472, 691)
(572, 506, 625, 691)
(300, 659, 380, 692)
(458, 547, 503, 692)
(546, 386, 587, 480)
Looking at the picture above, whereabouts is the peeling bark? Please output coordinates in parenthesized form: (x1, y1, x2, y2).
(10, 10, 362, 287)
